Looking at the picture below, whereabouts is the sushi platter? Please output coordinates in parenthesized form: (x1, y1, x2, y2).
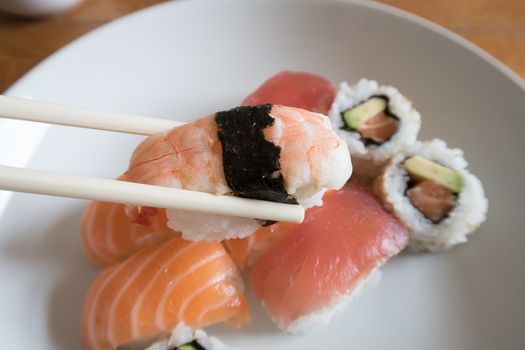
(0, 0, 524, 349)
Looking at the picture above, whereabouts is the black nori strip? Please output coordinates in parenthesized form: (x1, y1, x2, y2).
(340, 95, 399, 146)
(215, 104, 297, 205)
(258, 219, 276, 227)
(169, 340, 206, 350)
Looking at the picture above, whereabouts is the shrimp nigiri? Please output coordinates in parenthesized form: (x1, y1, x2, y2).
(81, 236, 249, 350)
(81, 95, 349, 265)
(123, 104, 352, 241)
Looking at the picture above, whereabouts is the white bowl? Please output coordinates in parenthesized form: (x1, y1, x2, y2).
(0, 0, 524, 349)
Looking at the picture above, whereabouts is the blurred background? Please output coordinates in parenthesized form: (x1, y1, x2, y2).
(0, 0, 524, 92)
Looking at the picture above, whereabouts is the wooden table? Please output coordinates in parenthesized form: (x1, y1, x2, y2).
(1, 0, 524, 93)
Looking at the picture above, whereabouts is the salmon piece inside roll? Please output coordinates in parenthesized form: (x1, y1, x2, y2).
(341, 96, 400, 144)
(403, 155, 463, 223)
(406, 180, 456, 222)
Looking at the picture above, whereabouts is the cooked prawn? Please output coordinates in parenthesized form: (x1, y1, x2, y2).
(121, 105, 351, 241)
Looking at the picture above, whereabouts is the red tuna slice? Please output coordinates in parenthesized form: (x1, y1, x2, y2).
(250, 184, 408, 332)
(242, 71, 336, 114)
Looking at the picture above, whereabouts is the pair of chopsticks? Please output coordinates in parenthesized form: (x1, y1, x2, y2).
(0, 95, 304, 223)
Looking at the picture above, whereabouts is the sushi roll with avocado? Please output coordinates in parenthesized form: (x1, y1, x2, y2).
(374, 139, 488, 252)
(120, 323, 234, 350)
(329, 79, 421, 183)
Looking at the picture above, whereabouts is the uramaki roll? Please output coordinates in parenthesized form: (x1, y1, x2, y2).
(374, 139, 488, 252)
(329, 79, 421, 183)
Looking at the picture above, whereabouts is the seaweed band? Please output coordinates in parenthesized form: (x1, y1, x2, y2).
(216, 104, 297, 204)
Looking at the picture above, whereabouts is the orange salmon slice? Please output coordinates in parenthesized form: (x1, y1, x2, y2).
(81, 237, 249, 350)
(406, 179, 456, 222)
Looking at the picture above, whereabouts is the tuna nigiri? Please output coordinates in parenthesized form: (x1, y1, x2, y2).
(250, 184, 408, 333)
(81, 237, 249, 350)
(242, 71, 336, 114)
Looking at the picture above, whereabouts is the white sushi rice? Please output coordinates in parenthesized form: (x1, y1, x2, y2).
(377, 139, 488, 252)
(285, 268, 381, 334)
(329, 79, 421, 165)
(167, 209, 261, 242)
(144, 323, 235, 350)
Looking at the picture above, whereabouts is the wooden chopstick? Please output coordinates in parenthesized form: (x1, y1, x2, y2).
(0, 95, 305, 223)
(0, 95, 183, 135)
(0, 165, 305, 223)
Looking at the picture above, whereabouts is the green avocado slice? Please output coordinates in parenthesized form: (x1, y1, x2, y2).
(177, 345, 198, 350)
(342, 97, 388, 129)
(404, 155, 464, 193)
(175, 339, 205, 350)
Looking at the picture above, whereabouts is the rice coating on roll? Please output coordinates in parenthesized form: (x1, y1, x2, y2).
(144, 323, 234, 350)
(329, 79, 421, 181)
(374, 139, 488, 252)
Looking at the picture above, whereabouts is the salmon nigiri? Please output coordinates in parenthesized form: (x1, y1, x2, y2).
(81, 201, 176, 267)
(250, 184, 408, 333)
(223, 222, 294, 272)
(242, 71, 336, 114)
(81, 237, 249, 350)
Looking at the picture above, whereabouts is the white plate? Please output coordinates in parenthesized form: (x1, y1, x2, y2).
(1, 0, 524, 349)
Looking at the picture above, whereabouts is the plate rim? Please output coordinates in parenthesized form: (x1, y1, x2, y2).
(6, 0, 525, 98)
(2, 0, 523, 220)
